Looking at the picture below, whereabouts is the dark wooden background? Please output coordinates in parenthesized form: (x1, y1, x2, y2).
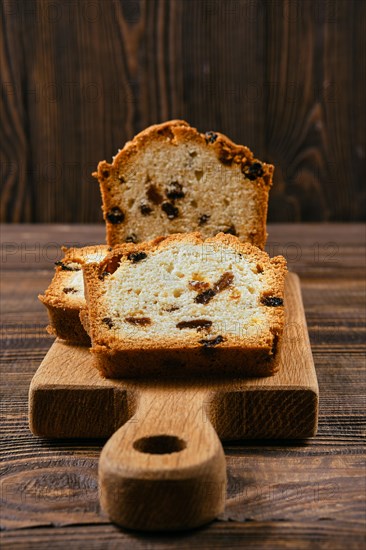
(1, 0, 365, 223)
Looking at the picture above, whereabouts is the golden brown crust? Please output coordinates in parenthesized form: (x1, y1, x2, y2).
(93, 345, 282, 379)
(44, 304, 91, 345)
(93, 120, 273, 249)
(94, 120, 273, 183)
(39, 245, 110, 344)
(83, 232, 287, 379)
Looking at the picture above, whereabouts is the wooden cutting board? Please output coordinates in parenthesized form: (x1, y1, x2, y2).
(29, 272, 318, 531)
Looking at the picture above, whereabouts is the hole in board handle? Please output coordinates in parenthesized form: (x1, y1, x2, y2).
(133, 435, 187, 455)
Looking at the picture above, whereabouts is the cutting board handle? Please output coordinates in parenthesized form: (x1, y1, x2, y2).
(99, 388, 227, 530)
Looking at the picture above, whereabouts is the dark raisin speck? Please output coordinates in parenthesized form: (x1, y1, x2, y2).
(199, 335, 224, 347)
(127, 251, 147, 263)
(125, 233, 138, 243)
(261, 296, 283, 307)
(213, 271, 234, 293)
(102, 170, 110, 178)
(157, 127, 174, 139)
(218, 147, 233, 165)
(193, 272, 234, 304)
(146, 183, 163, 205)
(199, 214, 210, 226)
(63, 287, 77, 294)
(55, 261, 80, 272)
(125, 316, 151, 326)
(177, 319, 212, 330)
(166, 181, 185, 200)
(223, 225, 237, 236)
(106, 207, 125, 224)
(195, 288, 216, 305)
(244, 162, 264, 180)
(164, 305, 180, 312)
(205, 131, 218, 144)
(99, 254, 123, 279)
(162, 202, 179, 219)
(140, 200, 152, 216)
(102, 317, 114, 329)
(189, 280, 210, 292)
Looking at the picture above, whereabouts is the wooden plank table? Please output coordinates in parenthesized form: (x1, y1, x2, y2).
(1, 224, 365, 548)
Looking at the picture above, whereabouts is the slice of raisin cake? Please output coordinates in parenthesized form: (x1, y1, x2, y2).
(83, 233, 287, 378)
(39, 245, 111, 344)
(94, 120, 273, 249)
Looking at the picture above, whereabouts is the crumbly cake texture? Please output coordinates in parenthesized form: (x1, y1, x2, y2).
(83, 232, 287, 378)
(94, 120, 274, 250)
(39, 245, 111, 344)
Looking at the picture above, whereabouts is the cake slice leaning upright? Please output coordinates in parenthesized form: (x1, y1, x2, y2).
(82, 232, 287, 378)
(94, 120, 273, 249)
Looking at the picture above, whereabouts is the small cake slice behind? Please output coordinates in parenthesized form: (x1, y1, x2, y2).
(39, 245, 111, 344)
(83, 233, 287, 378)
(94, 120, 274, 249)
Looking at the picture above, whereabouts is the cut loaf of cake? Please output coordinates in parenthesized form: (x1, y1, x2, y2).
(39, 245, 111, 344)
(83, 232, 287, 378)
(94, 120, 274, 249)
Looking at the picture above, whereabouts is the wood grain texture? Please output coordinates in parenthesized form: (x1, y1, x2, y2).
(1, 224, 365, 546)
(263, 0, 366, 222)
(1, 1, 365, 223)
(98, 388, 227, 530)
(1, 522, 366, 550)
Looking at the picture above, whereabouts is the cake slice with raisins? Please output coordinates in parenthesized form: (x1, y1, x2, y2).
(94, 120, 273, 250)
(83, 232, 287, 378)
(39, 245, 111, 344)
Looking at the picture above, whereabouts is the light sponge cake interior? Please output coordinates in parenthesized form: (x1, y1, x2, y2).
(82, 232, 287, 378)
(94, 120, 274, 249)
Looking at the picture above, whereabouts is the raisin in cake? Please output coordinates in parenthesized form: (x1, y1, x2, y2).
(39, 245, 110, 344)
(94, 120, 273, 249)
(83, 232, 287, 378)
